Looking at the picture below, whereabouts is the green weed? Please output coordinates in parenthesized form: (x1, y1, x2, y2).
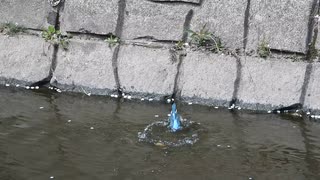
(257, 39, 271, 58)
(187, 24, 212, 47)
(0, 23, 26, 35)
(174, 40, 185, 50)
(105, 34, 120, 47)
(187, 24, 224, 53)
(42, 25, 69, 49)
(210, 37, 224, 53)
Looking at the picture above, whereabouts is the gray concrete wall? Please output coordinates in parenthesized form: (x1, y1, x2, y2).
(238, 57, 307, 109)
(1, 0, 320, 112)
(0, 0, 57, 29)
(53, 38, 117, 94)
(0, 35, 52, 85)
(178, 51, 237, 106)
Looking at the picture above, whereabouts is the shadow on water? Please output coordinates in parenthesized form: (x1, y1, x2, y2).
(0, 87, 320, 180)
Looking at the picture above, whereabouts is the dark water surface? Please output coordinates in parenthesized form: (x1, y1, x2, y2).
(0, 88, 320, 180)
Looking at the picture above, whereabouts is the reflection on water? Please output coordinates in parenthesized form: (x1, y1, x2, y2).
(0, 87, 320, 180)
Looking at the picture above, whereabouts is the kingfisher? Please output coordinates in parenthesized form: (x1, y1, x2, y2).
(169, 103, 182, 132)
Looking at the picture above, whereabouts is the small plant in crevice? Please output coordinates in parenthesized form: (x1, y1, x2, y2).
(42, 25, 69, 50)
(170, 40, 188, 62)
(172, 40, 190, 52)
(105, 34, 120, 47)
(174, 40, 185, 50)
(0, 22, 26, 35)
(257, 39, 271, 58)
(210, 37, 224, 53)
(187, 24, 224, 53)
(187, 24, 212, 46)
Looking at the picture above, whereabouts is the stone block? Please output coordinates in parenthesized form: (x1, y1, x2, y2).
(149, 0, 201, 3)
(122, 0, 192, 40)
(0, 35, 52, 85)
(238, 57, 307, 109)
(190, 0, 247, 50)
(117, 44, 178, 96)
(305, 63, 320, 110)
(247, 0, 311, 53)
(179, 51, 237, 106)
(60, 0, 119, 35)
(54, 39, 116, 94)
(0, 0, 54, 29)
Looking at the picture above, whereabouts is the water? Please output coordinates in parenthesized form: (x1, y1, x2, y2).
(138, 119, 202, 147)
(0, 88, 320, 180)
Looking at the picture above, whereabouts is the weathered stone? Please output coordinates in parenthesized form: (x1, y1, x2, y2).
(238, 57, 307, 109)
(117, 45, 178, 96)
(60, 0, 119, 35)
(122, 0, 192, 40)
(54, 39, 116, 94)
(179, 51, 237, 106)
(305, 63, 320, 110)
(190, 0, 247, 50)
(247, 0, 311, 53)
(0, 0, 54, 29)
(149, 0, 200, 4)
(0, 35, 52, 85)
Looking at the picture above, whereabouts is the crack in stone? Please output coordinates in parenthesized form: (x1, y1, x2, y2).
(172, 53, 184, 100)
(182, 9, 194, 42)
(30, 3, 63, 87)
(110, 0, 127, 96)
(31, 44, 59, 87)
(305, 0, 319, 58)
(229, 53, 242, 107)
(133, 36, 178, 44)
(54, 3, 62, 30)
(129, 43, 167, 49)
(68, 31, 117, 40)
(307, 1, 320, 61)
(300, 63, 313, 106)
(47, 11, 58, 26)
(171, 8, 195, 100)
(300, 0, 319, 107)
(112, 45, 121, 91)
(148, 0, 202, 6)
(243, 0, 251, 51)
(269, 48, 306, 56)
(115, 0, 126, 37)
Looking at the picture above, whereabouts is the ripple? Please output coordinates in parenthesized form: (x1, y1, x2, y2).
(138, 119, 206, 147)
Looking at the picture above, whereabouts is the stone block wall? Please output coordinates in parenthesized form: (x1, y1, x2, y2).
(1, 0, 320, 112)
(0, 35, 53, 85)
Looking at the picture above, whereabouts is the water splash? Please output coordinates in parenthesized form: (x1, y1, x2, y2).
(138, 103, 206, 147)
(169, 103, 182, 132)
